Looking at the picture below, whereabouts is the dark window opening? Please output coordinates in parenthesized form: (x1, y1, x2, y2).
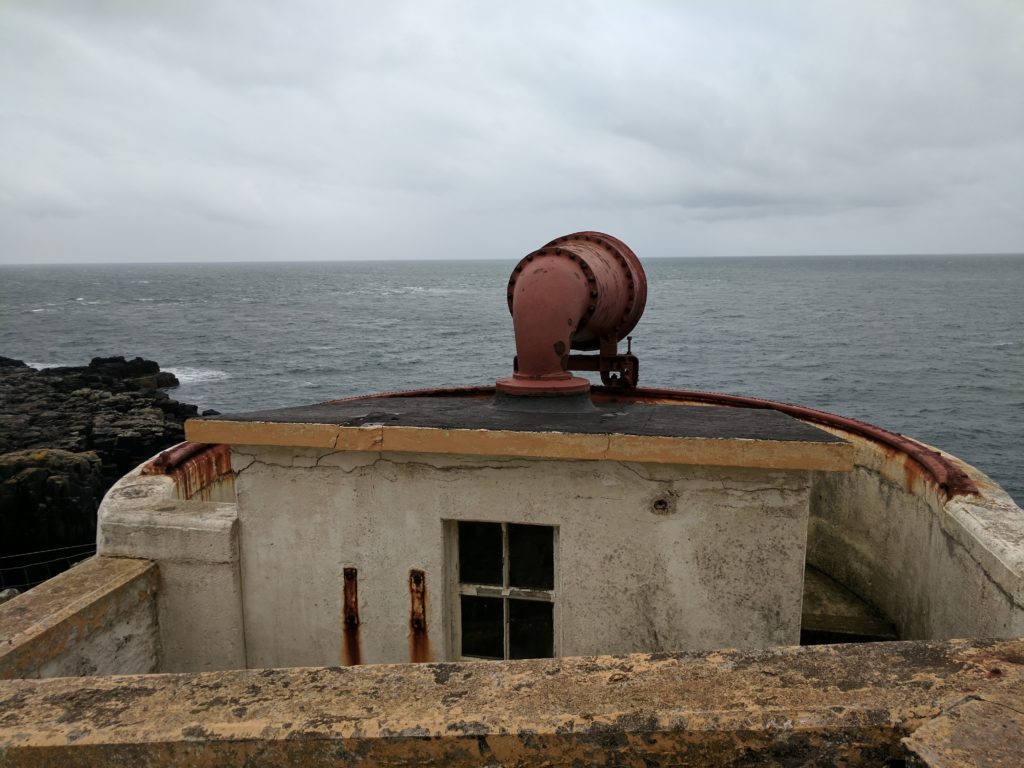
(458, 521, 502, 586)
(509, 599, 553, 659)
(508, 524, 554, 590)
(455, 521, 555, 660)
(460, 595, 504, 659)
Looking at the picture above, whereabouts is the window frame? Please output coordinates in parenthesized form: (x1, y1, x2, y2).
(445, 520, 559, 661)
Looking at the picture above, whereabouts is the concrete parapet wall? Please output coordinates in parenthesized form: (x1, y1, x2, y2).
(808, 429, 1024, 640)
(97, 465, 245, 672)
(0, 637, 1020, 766)
(0, 556, 159, 679)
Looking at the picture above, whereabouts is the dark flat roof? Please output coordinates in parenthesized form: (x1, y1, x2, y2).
(209, 396, 845, 444)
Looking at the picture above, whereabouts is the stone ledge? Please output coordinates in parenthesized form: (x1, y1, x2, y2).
(0, 638, 1021, 766)
(99, 501, 239, 564)
(904, 695, 1024, 767)
(0, 556, 158, 679)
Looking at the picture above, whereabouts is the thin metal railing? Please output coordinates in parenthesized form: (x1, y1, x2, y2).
(0, 542, 97, 592)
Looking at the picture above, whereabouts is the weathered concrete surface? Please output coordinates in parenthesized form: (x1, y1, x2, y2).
(0, 638, 1021, 766)
(97, 466, 245, 672)
(232, 447, 813, 666)
(808, 431, 1024, 643)
(187, 398, 853, 472)
(0, 556, 159, 679)
(904, 695, 1024, 767)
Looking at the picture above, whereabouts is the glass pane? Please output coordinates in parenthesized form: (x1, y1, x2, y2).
(458, 521, 502, 585)
(508, 524, 554, 590)
(460, 596, 504, 659)
(509, 599, 553, 659)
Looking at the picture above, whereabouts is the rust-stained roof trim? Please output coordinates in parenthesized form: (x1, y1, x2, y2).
(609, 387, 979, 498)
(142, 442, 215, 475)
(141, 442, 234, 500)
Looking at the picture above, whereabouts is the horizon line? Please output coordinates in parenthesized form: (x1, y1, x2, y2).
(2, 251, 1023, 267)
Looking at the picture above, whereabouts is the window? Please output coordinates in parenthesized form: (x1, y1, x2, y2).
(452, 521, 556, 660)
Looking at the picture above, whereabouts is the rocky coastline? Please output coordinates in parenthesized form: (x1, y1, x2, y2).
(0, 356, 203, 590)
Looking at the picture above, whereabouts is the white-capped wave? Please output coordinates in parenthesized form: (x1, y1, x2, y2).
(25, 361, 76, 369)
(166, 366, 231, 384)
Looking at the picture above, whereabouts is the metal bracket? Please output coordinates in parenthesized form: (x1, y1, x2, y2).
(513, 336, 639, 389)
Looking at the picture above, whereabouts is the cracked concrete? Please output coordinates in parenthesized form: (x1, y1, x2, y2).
(187, 411, 853, 471)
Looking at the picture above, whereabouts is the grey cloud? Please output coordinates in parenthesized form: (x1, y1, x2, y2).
(1, 0, 1022, 263)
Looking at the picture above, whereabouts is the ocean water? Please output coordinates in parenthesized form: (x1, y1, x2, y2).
(1, 256, 1021, 503)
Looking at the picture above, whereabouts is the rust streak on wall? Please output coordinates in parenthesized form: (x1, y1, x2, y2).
(142, 442, 233, 500)
(408, 569, 431, 663)
(342, 568, 361, 666)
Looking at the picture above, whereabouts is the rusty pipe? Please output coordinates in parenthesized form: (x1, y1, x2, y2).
(496, 232, 647, 396)
(498, 253, 592, 395)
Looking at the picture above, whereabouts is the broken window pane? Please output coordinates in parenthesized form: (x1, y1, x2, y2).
(460, 596, 504, 659)
(458, 521, 502, 585)
(508, 599, 553, 659)
(508, 524, 554, 590)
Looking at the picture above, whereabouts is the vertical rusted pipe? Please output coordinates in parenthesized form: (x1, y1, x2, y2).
(342, 567, 361, 666)
(500, 254, 592, 395)
(409, 569, 431, 663)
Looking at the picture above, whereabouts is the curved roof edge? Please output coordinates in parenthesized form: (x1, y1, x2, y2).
(319, 384, 979, 498)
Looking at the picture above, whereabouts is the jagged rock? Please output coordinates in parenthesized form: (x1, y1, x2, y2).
(0, 449, 104, 556)
(0, 358, 199, 565)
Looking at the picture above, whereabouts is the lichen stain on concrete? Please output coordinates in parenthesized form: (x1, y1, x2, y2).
(1, 638, 1022, 765)
(903, 690, 1024, 767)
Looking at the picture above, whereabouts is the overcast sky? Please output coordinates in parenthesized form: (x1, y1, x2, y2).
(1, 1, 1022, 263)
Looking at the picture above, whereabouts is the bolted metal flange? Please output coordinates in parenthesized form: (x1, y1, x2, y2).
(497, 231, 647, 396)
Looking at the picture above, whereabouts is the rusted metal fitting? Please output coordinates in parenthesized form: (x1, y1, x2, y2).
(496, 231, 647, 396)
(342, 567, 361, 666)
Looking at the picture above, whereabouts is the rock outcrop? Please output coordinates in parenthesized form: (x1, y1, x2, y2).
(0, 357, 199, 574)
(0, 449, 104, 556)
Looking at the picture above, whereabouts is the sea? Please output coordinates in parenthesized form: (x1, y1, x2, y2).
(1, 255, 1021, 504)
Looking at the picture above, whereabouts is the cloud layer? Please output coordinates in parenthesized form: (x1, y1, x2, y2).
(2, 0, 1022, 262)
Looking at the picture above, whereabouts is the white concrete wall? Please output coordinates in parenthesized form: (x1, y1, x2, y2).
(232, 447, 812, 667)
(98, 469, 246, 672)
(808, 435, 1024, 641)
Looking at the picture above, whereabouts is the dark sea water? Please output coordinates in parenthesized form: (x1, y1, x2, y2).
(1, 256, 1021, 503)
